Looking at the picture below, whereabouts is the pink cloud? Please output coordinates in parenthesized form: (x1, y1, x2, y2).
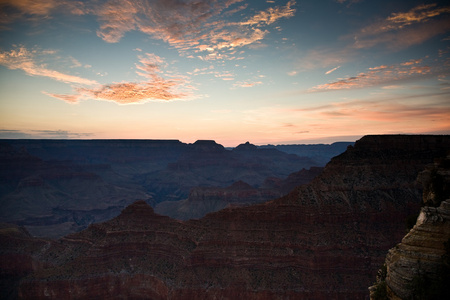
(0, 0, 86, 27)
(298, 96, 450, 123)
(0, 46, 98, 85)
(92, 0, 295, 60)
(309, 58, 434, 91)
(387, 4, 450, 28)
(42, 92, 82, 104)
(233, 81, 263, 88)
(240, 0, 296, 26)
(0, 45, 194, 105)
(78, 80, 186, 104)
(292, 93, 450, 137)
(54, 52, 194, 105)
(325, 66, 341, 75)
(352, 4, 450, 50)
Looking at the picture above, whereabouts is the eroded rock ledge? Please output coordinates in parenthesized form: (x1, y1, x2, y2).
(370, 154, 450, 299)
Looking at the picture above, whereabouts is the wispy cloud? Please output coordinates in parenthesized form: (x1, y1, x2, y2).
(233, 80, 263, 88)
(296, 93, 450, 124)
(41, 92, 81, 104)
(309, 58, 437, 91)
(77, 79, 187, 104)
(0, 129, 93, 139)
(0, 0, 86, 28)
(292, 3, 450, 73)
(325, 66, 341, 75)
(240, 0, 296, 26)
(0, 46, 98, 85)
(52, 52, 194, 105)
(0, 44, 196, 105)
(352, 3, 450, 50)
(89, 0, 295, 60)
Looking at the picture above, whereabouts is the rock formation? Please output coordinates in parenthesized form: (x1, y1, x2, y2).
(155, 167, 323, 220)
(1, 135, 450, 299)
(370, 154, 450, 299)
(1, 140, 325, 237)
(0, 142, 150, 238)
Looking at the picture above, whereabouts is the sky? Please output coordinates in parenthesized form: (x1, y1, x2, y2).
(0, 0, 449, 146)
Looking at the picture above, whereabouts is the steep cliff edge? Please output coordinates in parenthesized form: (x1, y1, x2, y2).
(370, 155, 450, 300)
(3, 135, 450, 299)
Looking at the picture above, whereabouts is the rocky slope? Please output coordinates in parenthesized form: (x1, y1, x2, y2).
(1, 140, 325, 237)
(141, 140, 318, 203)
(2, 135, 450, 299)
(370, 154, 450, 299)
(259, 141, 353, 166)
(0, 142, 150, 238)
(155, 167, 323, 220)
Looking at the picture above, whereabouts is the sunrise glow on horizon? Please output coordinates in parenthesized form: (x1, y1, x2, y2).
(1, 0, 449, 147)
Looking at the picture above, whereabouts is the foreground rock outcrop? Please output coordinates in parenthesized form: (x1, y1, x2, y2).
(2, 135, 450, 299)
(370, 155, 450, 300)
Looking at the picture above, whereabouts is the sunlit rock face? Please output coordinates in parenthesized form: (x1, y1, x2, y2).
(370, 154, 450, 300)
(3, 135, 450, 299)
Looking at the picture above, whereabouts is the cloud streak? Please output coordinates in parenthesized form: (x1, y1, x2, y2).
(0, 45, 193, 105)
(0, 46, 98, 85)
(296, 94, 450, 124)
(50, 52, 193, 105)
(352, 3, 450, 50)
(309, 58, 437, 91)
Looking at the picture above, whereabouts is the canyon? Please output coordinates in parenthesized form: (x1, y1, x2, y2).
(1, 134, 449, 299)
(1, 139, 345, 238)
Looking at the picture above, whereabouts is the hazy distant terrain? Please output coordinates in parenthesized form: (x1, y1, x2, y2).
(0, 139, 352, 237)
(3, 135, 449, 299)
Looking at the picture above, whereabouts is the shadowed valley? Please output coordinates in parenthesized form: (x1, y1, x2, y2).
(1, 135, 449, 299)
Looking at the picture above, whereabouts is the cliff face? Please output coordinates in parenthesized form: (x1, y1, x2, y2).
(383, 200, 450, 299)
(370, 154, 450, 300)
(3, 135, 450, 299)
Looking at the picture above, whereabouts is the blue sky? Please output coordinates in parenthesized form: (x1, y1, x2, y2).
(1, 0, 449, 146)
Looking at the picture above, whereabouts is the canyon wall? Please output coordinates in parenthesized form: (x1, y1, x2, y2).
(2, 135, 449, 299)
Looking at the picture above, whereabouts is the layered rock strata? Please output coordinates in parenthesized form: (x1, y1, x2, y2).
(383, 200, 450, 299)
(370, 154, 450, 299)
(2, 135, 449, 299)
(155, 167, 323, 220)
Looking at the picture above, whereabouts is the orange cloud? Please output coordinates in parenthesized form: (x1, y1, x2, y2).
(0, 0, 86, 27)
(240, 0, 296, 26)
(0, 46, 98, 85)
(47, 51, 194, 105)
(310, 58, 434, 91)
(292, 93, 450, 137)
(78, 80, 186, 104)
(233, 81, 263, 88)
(298, 95, 450, 123)
(42, 92, 81, 104)
(92, 0, 295, 60)
(352, 4, 450, 50)
(325, 66, 341, 75)
(387, 4, 450, 28)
